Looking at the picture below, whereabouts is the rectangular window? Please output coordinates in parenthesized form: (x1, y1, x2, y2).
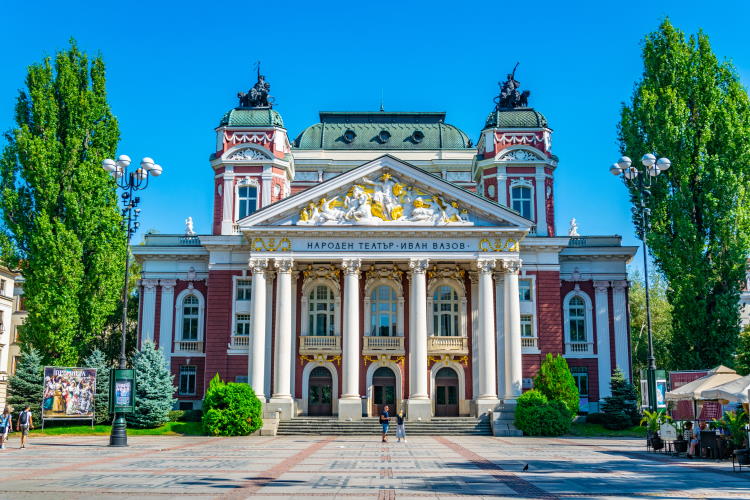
(238, 186, 258, 219)
(511, 186, 533, 220)
(520, 315, 533, 337)
(571, 367, 589, 397)
(235, 314, 251, 336)
(235, 375, 248, 384)
(179, 366, 197, 395)
(0, 279, 5, 296)
(569, 318, 586, 342)
(12, 356, 21, 374)
(182, 316, 199, 341)
(519, 279, 532, 301)
(236, 279, 252, 301)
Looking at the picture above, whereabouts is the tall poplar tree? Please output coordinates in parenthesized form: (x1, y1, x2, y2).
(619, 20, 750, 369)
(0, 41, 124, 365)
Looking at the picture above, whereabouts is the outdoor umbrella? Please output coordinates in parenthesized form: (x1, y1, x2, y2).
(664, 365, 741, 401)
(699, 373, 750, 404)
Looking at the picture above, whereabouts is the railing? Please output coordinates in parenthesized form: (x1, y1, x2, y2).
(232, 223, 241, 234)
(228, 335, 250, 350)
(299, 335, 341, 355)
(427, 336, 468, 355)
(566, 341, 593, 354)
(175, 341, 203, 353)
(362, 336, 405, 355)
(521, 337, 538, 348)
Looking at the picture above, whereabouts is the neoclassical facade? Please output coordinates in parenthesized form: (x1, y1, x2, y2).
(134, 74, 636, 419)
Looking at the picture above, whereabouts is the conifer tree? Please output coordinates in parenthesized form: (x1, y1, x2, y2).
(601, 368, 640, 430)
(83, 349, 111, 424)
(126, 342, 175, 428)
(7, 347, 44, 422)
(533, 353, 580, 413)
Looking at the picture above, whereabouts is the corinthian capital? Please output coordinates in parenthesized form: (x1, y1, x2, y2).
(408, 258, 430, 274)
(159, 279, 177, 291)
(476, 258, 496, 275)
(501, 258, 522, 274)
(248, 257, 269, 274)
(141, 279, 159, 291)
(274, 257, 294, 274)
(341, 258, 362, 276)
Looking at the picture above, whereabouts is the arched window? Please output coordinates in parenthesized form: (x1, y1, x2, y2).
(370, 285, 397, 337)
(511, 185, 532, 219)
(308, 285, 335, 336)
(181, 295, 200, 341)
(568, 296, 586, 342)
(432, 285, 459, 336)
(237, 185, 258, 219)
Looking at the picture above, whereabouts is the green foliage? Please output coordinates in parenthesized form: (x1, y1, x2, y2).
(619, 20, 750, 369)
(533, 353, 579, 413)
(98, 258, 140, 365)
(735, 325, 750, 375)
(0, 40, 124, 365)
(639, 409, 671, 433)
(7, 347, 44, 422)
(629, 269, 673, 375)
(82, 349, 110, 424)
(168, 410, 185, 422)
(601, 368, 641, 430)
(720, 410, 749, 448)
(125, 342, 175, 428)
(514, 390, 572, 436)
(202, 373, 263, 436)
(585, 412, 607, 425)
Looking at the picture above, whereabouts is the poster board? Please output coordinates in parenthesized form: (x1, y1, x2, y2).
(42, 367, 96, 427)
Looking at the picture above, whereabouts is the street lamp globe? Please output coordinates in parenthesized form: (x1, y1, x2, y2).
(150, 164, 163, 177)
(656, 157, 671, 171)
(116, 155, 131, 168)
(140, 157, 155, 171)
(135, 168, 148, 181)
(641, 153, 656, 167)
(610, 163, 622, 176)
(102, 158, 117, 173)
(617, 156, 632, 170)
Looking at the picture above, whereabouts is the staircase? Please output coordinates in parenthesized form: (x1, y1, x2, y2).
(277, 416, 491, 436)
(491, 403, 523, 436)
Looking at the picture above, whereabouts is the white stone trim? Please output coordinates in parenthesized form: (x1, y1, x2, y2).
(426, 277, 467, 338)
(594, 281, 612, 399)
(612, 281, 630, 380)
(174, 287, 205, 343)
(365, 361, 404, 416)
(140, 279, 159, 344)
(562, 287, 594, 358)
(158, 280, 176, 366)
(234, 176, 260, 222)
(300, 277, 341, 337)
(363, 277, 404, 338)
(301, 361, 340, 416)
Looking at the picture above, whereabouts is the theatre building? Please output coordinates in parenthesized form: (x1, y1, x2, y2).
(133, 73, 636, 420)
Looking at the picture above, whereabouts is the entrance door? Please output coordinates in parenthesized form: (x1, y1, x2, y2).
(372, 367, 396, 416)
(435, 367, 459, 417)
(308, 367, 333, 416)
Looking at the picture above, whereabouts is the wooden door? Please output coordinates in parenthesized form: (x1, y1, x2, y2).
(308, 367, 333, 416)
(435, 367, 459, 417)
(372, 366, 396, 417)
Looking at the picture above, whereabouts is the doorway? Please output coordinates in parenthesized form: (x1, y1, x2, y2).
(434, 367, 459, 417)
(372, 366, 396, 416)
(308, 366, 333, 416)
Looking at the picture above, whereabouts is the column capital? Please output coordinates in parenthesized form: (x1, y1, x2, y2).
(248, 257, 269, 274)
(500, 258, 522, 274)
(274, 257, 294, 274)
(476, 258, 496, 275)
(159, 279, 177, 291)
(611, 280, 628, 289)
(408, 258, 430, 274)
(341, 258, 362, 275)
(593, 280, 611, 293)
(140, 279, 159, 290)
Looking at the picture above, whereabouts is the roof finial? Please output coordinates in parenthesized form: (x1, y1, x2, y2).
(493, 62, 530, 109)
(380, 88, 384, 112)
(237, 61, 273, 108)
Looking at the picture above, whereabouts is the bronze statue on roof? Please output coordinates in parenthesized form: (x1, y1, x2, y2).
(238, 62, 272, 108)
(494, 62, 530, 109)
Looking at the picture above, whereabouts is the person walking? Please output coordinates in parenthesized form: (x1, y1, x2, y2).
(0, 407, 12, 450)
(396, 409, 407, 443)
(379, 405, 391, 443)
(17, 405, 33, 449)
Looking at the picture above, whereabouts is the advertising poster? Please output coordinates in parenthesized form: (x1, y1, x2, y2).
(115, 380, 132, 407)
(42, 367, 96, 419)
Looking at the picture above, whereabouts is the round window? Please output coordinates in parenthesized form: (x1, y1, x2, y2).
(342, 129, 356, 143)
(378, 130, 391, 143)
(411, 130, 425, 143)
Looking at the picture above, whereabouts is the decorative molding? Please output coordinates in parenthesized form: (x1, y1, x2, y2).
(141, 279, 159, 290)
(427, 354, 469, 366)
(479, 237, 520, 252)
(248, 258, 269, 274)
(302, 264, 340, 282)
(274, 258, 294, 273)
(509, 178, 534, 188)
(495, 132, 545, 146)
(502, 258, 522, 274)
(159, 279, 177, 291)
(341, 258, 362, 275)
(365, 265, 403, 288)
(476, 258, 496, 275)
(363, 354, 405, 366)
(408, 258, 430, 274)
(227, 147, 271, 161)
(237, 176, 260, 187)
(224, 131, 274, 146)
(499, 150, 542, 162)
(427, 265, 465, 281)
(298, 353, 341, 366)
(250, 237, 290, 252)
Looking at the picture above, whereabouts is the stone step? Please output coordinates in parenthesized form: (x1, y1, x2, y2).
(276, 416, 491, 436)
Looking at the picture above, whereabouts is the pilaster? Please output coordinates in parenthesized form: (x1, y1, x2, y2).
(158, 280, 177, 367)
(612, 280, 630, 380)
(140, 279, 159, 345)
(594, 281, 612, 400)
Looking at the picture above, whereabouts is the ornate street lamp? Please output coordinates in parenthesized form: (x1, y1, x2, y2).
(102, 154, 163, 446)
(610, 153, 670, 412)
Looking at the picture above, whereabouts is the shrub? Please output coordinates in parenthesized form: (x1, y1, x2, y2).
(533, 353, 580, 414)
(7, 347, 44, 422)
(514, 389, 572, 436)
(586, 412, 607, 425)
(202, 374, 263, 436)
(601, 369, 640, 430)
(168, 410, 185, 422)
(83, 349, 111, 424)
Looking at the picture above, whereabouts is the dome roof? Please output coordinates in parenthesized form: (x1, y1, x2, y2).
(294, 112, 471, 150)
(484, 108, 548, 129)
(219, 108, 284, 128)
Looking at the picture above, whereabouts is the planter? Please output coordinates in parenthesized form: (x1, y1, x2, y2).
(674, 439, 688, 454)
(736, 449, 750, 465)
(650, 435, 664, 451)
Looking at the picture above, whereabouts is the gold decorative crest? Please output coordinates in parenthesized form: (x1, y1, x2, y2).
(479, 237, 519, 252)
(251, 237, 291, 252)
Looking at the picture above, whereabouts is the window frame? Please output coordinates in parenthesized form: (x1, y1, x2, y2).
(174, 289, 205, 344)
(236, 279, 252, 301)
(308, 284, 336, 336)
(432, 285, 460, 337)
(369, 285, 398, 337)
(562, 290, 594, 357)
(236, 179, 259, 220)
(510, 183, 534, 220)
(300, 278, 340, 337)
(571, 366, 589, 397)
(178, 365, 197, 396)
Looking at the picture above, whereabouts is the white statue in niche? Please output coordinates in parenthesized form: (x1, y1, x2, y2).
(568, 218, 579, 237)
(185, 217, 196, 236)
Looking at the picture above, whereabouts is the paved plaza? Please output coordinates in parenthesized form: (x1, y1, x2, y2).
(0, 434, 748, 499)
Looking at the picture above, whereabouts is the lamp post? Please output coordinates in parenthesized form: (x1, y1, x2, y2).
(102, 154, 163, 446)
(610, 153, 670, 412)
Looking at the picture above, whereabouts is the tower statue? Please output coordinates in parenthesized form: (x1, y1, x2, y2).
(238, 63, 272, 108)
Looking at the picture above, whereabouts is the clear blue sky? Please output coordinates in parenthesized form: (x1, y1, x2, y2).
(2, 0, 749, 261)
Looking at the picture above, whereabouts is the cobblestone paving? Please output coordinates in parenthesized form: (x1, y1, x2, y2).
(0, 433, 748, 499)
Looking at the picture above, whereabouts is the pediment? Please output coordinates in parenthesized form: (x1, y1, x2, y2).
(239, 155, 533, 229)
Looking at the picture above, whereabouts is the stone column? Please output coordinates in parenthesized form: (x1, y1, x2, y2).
(158, 280, 176, 368)
(475, 259, 499, 415)
(594, 281, 612, 401)
(408, 258, 431, 421)
(248, 258, 268, 401)
(221, 166, 234, 235)
(535, 171, 548, 236)
(140, 279, 159, 345)
(270, 258, 294, 419)
(612, 281, 630, 380)
(503, 259, 523, 400)
(494, 271, 506, 400)
(339, 258, 362, 420)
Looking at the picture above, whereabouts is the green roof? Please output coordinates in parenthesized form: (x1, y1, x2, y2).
(293, 111, 471, 150)
(219, 108, 284, 128)
(484, 108, 548, 129)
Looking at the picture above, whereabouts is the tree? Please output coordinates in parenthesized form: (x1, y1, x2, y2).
(629, 268, 673, 377)
(533, 353, 579, 413)
(619, 19, 750, 369)
(126, 342, 175, 428)
(0, 40, 124, 365)
(735, 325, 750, 375)
(83, 349, 111, 424)
(97, 258, 140, 365)
(7, 347, 44, 422)
(601, 368, 640, 430)
(202, 374, 263, 436)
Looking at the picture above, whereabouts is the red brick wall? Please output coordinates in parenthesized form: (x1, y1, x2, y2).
(566, 358, 600, 401)
(202, 271, 239, 390)
(172, 356, 205, 401)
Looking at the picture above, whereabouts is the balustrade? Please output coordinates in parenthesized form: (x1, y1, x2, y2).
(298, 335, 341, 355)
(362, 336, 405, 355)
(427, 336, 469, 355)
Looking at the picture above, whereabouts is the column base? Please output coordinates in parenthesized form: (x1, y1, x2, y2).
(267, 397, 295, 420)
(338, 398, 362, 421)
(406, 398, 432, 421)
(472, 398, 500, 417)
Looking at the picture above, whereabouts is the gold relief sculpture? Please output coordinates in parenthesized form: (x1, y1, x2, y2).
(363, 354, 405, 366)
(299, 354, 341, 366)
(427, 265, 466, 281)
(302, 264, 340, 281)
(365, 265, 403, 284)
(427, 354, 469, 366)
(479, 237, 519, 252)
(252, 237, 291, 252)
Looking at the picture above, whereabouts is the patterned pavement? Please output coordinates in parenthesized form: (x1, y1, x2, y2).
(0, 433, 748, 499)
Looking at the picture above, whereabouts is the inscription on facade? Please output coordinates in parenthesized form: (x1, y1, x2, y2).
(250, 236, 520, 253)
